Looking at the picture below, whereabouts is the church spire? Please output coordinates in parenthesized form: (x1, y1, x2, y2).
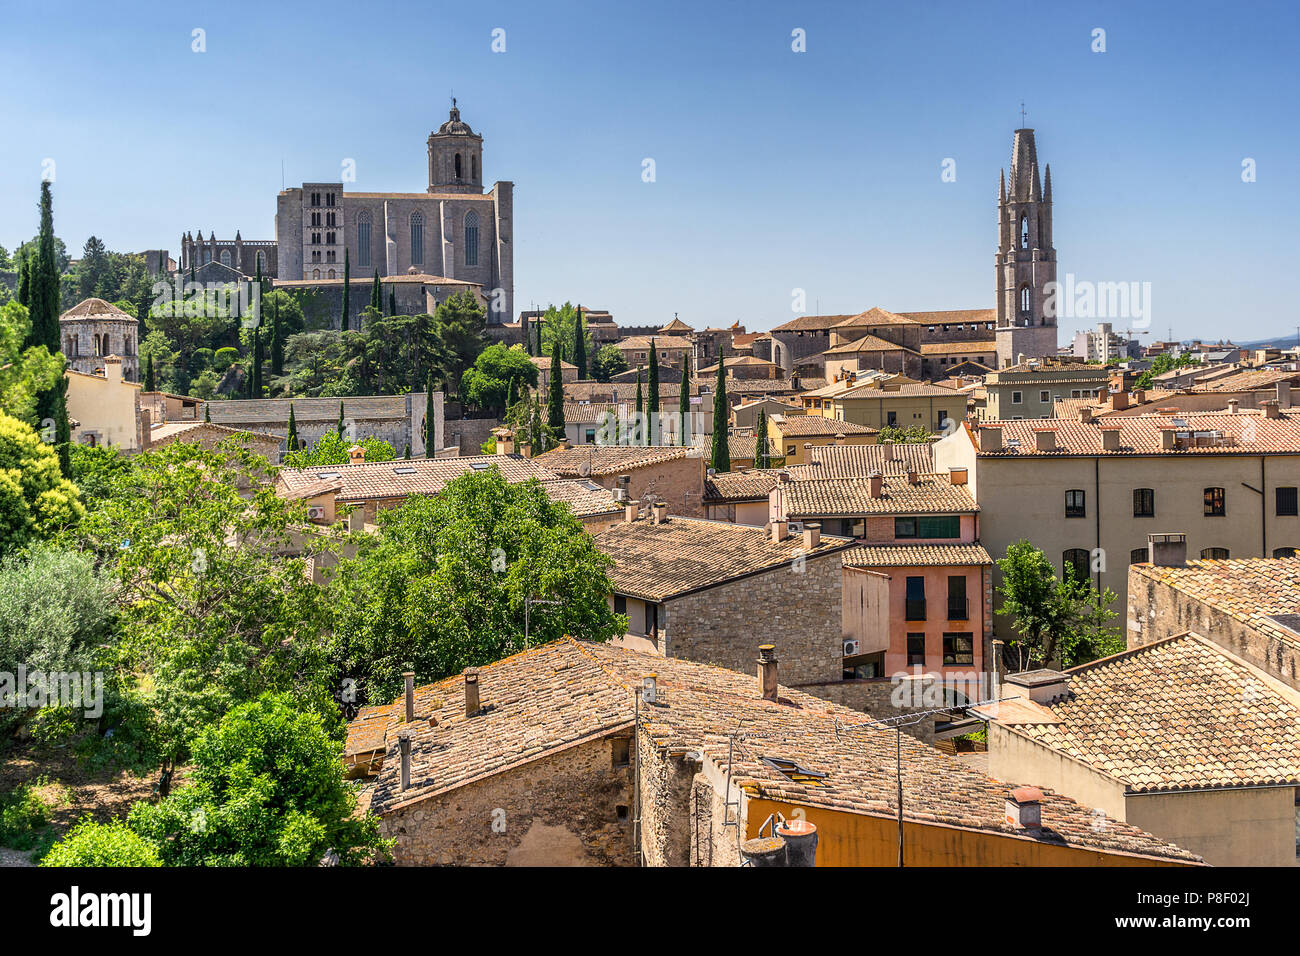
(1043, 163, 1052, 201)
(999, 168, 1006, 203)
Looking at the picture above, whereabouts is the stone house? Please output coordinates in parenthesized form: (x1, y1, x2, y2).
(65, 358, 142, 452)
(59, 298, 140, 383)
(348, 637, 1203, 866)
(533, 444, 707, 518)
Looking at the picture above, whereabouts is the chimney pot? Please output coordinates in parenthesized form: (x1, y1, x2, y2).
(651, 501, 668, 524)
(883, 440, 896, 461)
(348, 444, 365, 464)
(758, 644, 779, 701)
(802, 522, 820, 549)
(1262, 400, 1281, 419)
(1111, 391, 1129, 410)
(1034, 428, 1057, 452)
(1100, 425, 1122, 451)
(868, 471, 884, 498)
(1078, 406, 1093, 423)
(1005, 786, 1043, 831)
(398, 730, 413, 791)
(463, 667, 480, 716)
(772, 519, 789, 542)
(625, 500, 640, 523)
(1160, 426, 1177, 450)
(403, 670, 415, 722)
(1227, 399, 1240, 415)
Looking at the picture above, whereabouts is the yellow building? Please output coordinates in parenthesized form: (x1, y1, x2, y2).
(65, 356, 142, 452)
(768, 414, 878, 464)
(829, 381, 968, 433)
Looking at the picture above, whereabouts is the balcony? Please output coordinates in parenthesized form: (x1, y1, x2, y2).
(947, 598, 969, 621)
(905, 599, 927, 621)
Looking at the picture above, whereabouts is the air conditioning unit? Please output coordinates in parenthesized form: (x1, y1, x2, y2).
(307, 506, 326, 520)
(788, 521, 804, 533)
(843, 639, 860, 656)
(612, 488, 626, 501)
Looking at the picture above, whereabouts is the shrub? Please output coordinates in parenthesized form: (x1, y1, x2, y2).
(213, 347, 238, 372)
(0, 782, 52, 851)
(41, 818, 162, 867)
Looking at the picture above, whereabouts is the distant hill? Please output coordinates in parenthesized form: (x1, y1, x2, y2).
(1239, 334, 1300, 349)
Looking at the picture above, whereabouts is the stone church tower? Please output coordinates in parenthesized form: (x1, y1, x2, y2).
(995, 128, 1058, 368)
(427, 99, 483, 194)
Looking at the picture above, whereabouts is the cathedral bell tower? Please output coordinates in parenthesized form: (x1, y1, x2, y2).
(427, 99, 484, 195)
(995, 126, 1058, 368)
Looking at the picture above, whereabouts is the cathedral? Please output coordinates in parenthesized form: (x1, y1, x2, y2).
(270, 102, 514, 323)
(994, 127, 1058, 367)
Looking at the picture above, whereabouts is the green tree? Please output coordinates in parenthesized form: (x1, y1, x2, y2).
(329, 469, 626, 704)
(369, 272, 382, 313)
(144, 354, 155, 392)
(460, 343, 539, 411)
(430, 291, 489, 396)
(635, 367, 643, 443)
(282, 431, 396, 468)
(590, 344, 627, 383)
(77, 236, 109, 300)
(0, 411, 84, 556)
(16, 256, 30, 308)
(546, 341, 565, 433)
(423, 373, 435, 451)
(388, 289, 397, 317)
(127, 693, 390, 866)
(754, 409, 770, 468)
(0, 301, 63, 425)
(41, 818, 162, 867)
(678, 352, 691, 445)
(877, 424, 932, 443)
(709, 359, 730, 471)
(25, 182, 60, 354)
(647, 339, 660, 442)
(337, 401, 345, 437)
(572, 307, 588, 378)
(286, 402, 298, 451)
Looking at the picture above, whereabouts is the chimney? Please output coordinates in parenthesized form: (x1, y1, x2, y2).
(398, 730, 413, 791)
(1227, 399, 1240, 415)
(463, 667, 480, 717)
(906, 468, 920, 485)
(348, 444, 365, 464)
(775, 819, 819, 867)
(948, 467, 968, 486)
(991, 638, 1007, 692)
(1004, 786, 1043, 832)
(835, 433, 847, 446)
(980, 425, 1003, 452)
(867, 471, 884, 498)
(495, 428, 515, 455)
(1147, 532, 1187, 567)
(1111, 390, 1129, 411)
(772, 519, 789, 542)
(624, 499, 639, 523)
(1100, 424, 1121, 451)
(1004, 669, 1071, 704)
(1262, 400, 1281, 419)
(1034, 428, 1056, 452)
(1133, 388, 1147, 404)
(883, 440, 896, 461)
(403, 669, 415, 722)
(1078, 406, 1093, 424)
(758, 644, 779, 701)
(802, 522, 820, 549)
(1160, 426, 1177, 450)
(560, 437, 573, 449)
(1277, 381, 1292, 408)
(651, 501, 668, 524)
(104, 355, 123, 384)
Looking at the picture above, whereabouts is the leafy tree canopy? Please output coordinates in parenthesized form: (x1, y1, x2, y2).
(460, 343, 538, 410)
(282, 431, 395, 468)
(0, 410, 84, 557)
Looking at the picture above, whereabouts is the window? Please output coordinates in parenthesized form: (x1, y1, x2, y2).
(1039, 390, 1049, 403)
(1020, 215, 1029, 249)
(1274, 547, 1298, 559)
(1278, 487, 1298, 517)
(1201, 547, 1230, 560)
(464, 211, 479, 266)
(947, 575, 967, 620)
(1065, 489, 1086, 518)
(613, 594, 626, 615)
(887, 411, 898, 426)
(905, 577, 926, 621)
(943, 633, 974, 665)
(906, 634, 926, 666)
(1204, 486, 1226, 516)
(256, 250, 266, 272)
(1133, 488, 1155, 517)
(472, 154, 478, 180)
(220, 250, 231, 268)
(895, 515, 960, 539)
(455, 153, 463, 179)
(1012, 391, 1023, 404)
(1130, 548, 1148, 564)
(1019, 285, 1031, 312)
(611, 737, 630, 768)
(410, 212, 424, 265)
(1063, 548, 1090, 583)
(357, 215, 371, 268)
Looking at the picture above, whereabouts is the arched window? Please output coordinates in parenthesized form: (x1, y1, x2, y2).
(220, 250, 232, 268)
(464, 211, 479, 266)
(1020, 214, 1029, 249)
(203, 249, 212, 265)
(1274, 547, 1298, 558)
(312, 269, 321, 279)
(410, 212, 424, 265)
(1019, 285, 1031, 314)
(1200, 547, 1230, 560)
(455, 153, 462, 179)
(1130, 548, 1148, 564)
(327, 269, 336, 279)
(356, 212, 372, 268)
(1062, 548, 1090, 583)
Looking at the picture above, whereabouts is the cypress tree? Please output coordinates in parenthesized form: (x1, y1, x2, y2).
(424, 374, 435, 452)
(573, 307, 587, 379)
(54, 385, 71, 478)
(678, 352, 691, 445)
(286, 403, 298, 450)
(388, 289, 397, 317)
(27, 181, 60, 353)
(647, 339, 660, 442)
(338, 401, 346, 437)
(634, 368, 644, 445)
(505, 377, 516, 417)
(204, 402, 211, 423)
(16, 256, 29, 307)
(546, 341, 565, 435)
(340, 248, 351, 332)
(252, 327, 263, 395)
(710, 358, 730, 472)
(755, 409, 770, 469)
(404, 442, 411, 459)
(370, 272, 382, 313)
(145, 355, 155, 392)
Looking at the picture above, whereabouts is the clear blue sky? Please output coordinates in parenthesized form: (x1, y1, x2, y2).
(2, 0, 1297, 342)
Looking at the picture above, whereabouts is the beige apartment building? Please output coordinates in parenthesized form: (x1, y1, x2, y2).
(934, 405, 1300, 635)
(982, 361, 1110, 420)
(828, 381, 967, 434)
(65, 358, 142, 452)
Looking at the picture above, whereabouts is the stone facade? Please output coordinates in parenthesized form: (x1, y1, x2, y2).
(275, 105, 513, 324)
(379, 735, 635, 866)
(59, 298, 140, 383)
(268, 274, 482, 332)
(995, 128, 1059, 367)
(179, 231, 277, 277)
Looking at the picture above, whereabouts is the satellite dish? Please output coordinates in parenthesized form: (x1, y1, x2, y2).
(577, 461, 591, 477)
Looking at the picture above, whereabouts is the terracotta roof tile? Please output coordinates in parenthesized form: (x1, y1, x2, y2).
(533, 444, 694, 477)
(779, 473, 977, 518)
(843, 543, 993, 567)
(979, 411, 1300, 456)
(276, 455, 560, 502)
(770, 414, 878, 437)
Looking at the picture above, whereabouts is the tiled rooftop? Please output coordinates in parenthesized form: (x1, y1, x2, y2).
(1005, 634, 1300, 793)
(785, 441, 935, 477)
(594, 515, 853, 601)
(843, 543, 993, 567)
(837, 382, 966, 400)
(831, 307, 920, 329)
(1190, 368, 1300, 393)
(770, 415, 878, 437)
(779, 473, 978, 517)
(356, 638, 1201, 862)
(704, 470, 781, 502)
(978, 411, 1300, 456)
(821, 333, 920, 356)
(533, 444, 694, 477)
(276, 455, 561, 502)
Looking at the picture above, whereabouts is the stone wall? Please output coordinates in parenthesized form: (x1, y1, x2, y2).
(380, 735, 635, 866)
(788, 675, 939, 743)
(663, 549, 844, 685)
(601, 456, 706, 518)
(445, 416, 502, 454)
(635, 728, 698, 867)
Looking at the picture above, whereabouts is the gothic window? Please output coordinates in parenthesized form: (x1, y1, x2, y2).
(464, 211, 479, 266)
(312, 269, 320, 279)
(220, 250, 232, 268)
(357, 215, 372, 268)
(327, 269, 336, 279)
(410, 212, 424, 265)
(455, 153, 462, 179)
(1020, 215, 1029, 249)
(1062, 548, 1090, 583)
(1019, 285, 1031, 314)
